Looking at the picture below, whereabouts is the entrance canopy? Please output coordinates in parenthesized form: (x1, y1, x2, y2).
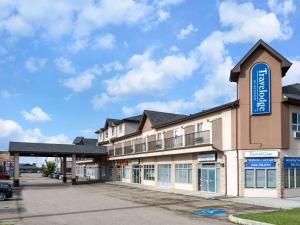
(9, 141, 107, 157)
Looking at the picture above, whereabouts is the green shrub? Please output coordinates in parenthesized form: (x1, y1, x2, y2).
(41, 161, 56, 177)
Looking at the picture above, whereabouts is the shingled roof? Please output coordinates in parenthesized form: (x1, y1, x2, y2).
(282, 83, 300, 103)
(73, 137, 98, 146)
(230, 39, 292, 82)
(138, 110, 187, 130)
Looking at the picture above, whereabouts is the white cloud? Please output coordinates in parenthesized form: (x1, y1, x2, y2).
(170, 45, 179, 52)
(0, 0, 185, 51)
(177, 24, 198, 40)
(104, 50, 199, 97)
(283, 60, 300, 85)
(55, 57, 76, 74)
(0, 119, 22, 138)
(25, 57, 47, 73)
(91, 93, 111, 110)
(103, 61, 124, 73)
(121, 0, 295, 113)
(122, 99, 196, 115)
(62, 65, 101, 92)
(93, 33, 115, 50)
(0, 89, 12, 98)
(21, 107, 51, 122)
(268, 0, 296, 17)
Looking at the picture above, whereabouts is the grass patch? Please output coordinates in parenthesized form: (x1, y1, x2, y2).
(237, 208, 300, 225)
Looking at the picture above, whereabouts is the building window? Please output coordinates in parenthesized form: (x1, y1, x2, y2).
(122, 165, 130, 179)
(105, 131, 108, 138)
(119, 124, 123, 133)
(197, 122, 203, 132)
(99, 133, 102, 140)
(285, 168, 300, 188)
(175, 164, 192, 184)
(144, 165, 155, 181)
(157, 133, 161, 140)
(245, 168, 276, 188)
(292, 112, 300, 131)
(112, 127, 116, 136)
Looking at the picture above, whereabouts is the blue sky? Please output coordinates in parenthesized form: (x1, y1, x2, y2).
(0, 0, 300, 164)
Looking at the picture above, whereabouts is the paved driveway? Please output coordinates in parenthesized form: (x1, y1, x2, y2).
(0, 174, 272, 225)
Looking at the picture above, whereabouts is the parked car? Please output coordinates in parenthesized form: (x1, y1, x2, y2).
(53, 172, 62, 179)
(0, 182, 13, 201)
(0, 173, 11, 180)
(48, 172, 55, 178)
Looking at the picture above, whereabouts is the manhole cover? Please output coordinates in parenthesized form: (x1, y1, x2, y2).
(192, 208, 228, 216)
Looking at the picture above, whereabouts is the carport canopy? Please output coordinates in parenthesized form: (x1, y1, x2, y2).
(9, 141, 107, 157)
(8, 141, 107, 187)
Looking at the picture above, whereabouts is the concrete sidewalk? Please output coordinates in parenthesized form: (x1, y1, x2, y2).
(106, 181, 222, 199)
(227, 197, 300, 209)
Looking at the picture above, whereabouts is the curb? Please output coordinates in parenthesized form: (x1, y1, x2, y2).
(228, 215, 274, 225)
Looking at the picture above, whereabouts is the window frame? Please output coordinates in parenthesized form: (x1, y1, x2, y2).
(144, 165, 155, 181)
(175, 163, 192, 184)
(292, 112, 300, 131)
(285, 168, 300, 189)
(245, 167, 276, 189)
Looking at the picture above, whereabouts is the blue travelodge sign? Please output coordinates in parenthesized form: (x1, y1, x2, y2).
(251, 62, 271, 115)
(283, 157, 300, 168)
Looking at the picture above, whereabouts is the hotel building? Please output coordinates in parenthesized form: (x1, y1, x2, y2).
(94, 40, 300, 198)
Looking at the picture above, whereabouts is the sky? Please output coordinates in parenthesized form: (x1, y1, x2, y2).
(0, 0, 300, 164)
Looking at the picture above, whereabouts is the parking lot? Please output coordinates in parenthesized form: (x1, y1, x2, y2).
(0, 174, 273, 225)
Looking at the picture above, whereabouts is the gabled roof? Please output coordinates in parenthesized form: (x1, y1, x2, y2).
(72, 137, 97, 146)
(230, 39, 292, 82)
(95, 115, 142, 133)
(138, 110, 187, 130)
(282, 83, 300, 103)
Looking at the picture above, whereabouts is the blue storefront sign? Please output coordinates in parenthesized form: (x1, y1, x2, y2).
(251, 62, 271, 115)
(283, 157, 300, 168)
(245, 158, 275, 168)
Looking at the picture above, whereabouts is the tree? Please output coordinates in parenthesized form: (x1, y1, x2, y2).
(41, 161, 56, 177)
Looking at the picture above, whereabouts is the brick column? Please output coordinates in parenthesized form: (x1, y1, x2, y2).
(192, 154, 198, 192)
(277, 155, 284, 198)
(13, 153, 20, 187)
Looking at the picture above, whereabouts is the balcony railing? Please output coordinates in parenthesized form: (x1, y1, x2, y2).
(108, 149, 114, 157)
(135, 143, 146, 153)
(185, 130, 210, 146)
(124, 145, 133, 154)
(109, 130, 211, 157)
(148, 140, 162, 151)
(115, 147, 123, 156)
(164, 136, 183, 149)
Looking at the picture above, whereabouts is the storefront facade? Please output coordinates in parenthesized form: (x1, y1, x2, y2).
(96, 40, 300, 198)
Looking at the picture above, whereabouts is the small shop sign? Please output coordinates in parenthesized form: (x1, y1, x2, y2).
(245, 158, 275, 168)
(283, 157, 300, 168)
(198, 153, 216, 162)
(130, 159, 140, 165)
(244, 150, 278, 158)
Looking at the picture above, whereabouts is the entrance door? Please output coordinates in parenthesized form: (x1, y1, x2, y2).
(198, 164, 219, 193)
(132, 165, 141, 184)
(158, 164, 171, 188)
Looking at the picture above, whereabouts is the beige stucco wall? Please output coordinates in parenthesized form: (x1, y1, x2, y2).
(237, 48, 285, 150)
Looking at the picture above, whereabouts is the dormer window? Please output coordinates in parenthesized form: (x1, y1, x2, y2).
(119, 124, 123, 133)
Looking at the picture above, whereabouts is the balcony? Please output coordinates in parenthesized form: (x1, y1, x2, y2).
(148, 140, 162, 151)
(115, 147, 123, 156)
(185, 130, 210, 146)
(135, 143, 146, 153)
(164, 136, 183, 149)
(109, 130, 211, 157)
(124, 145, 133, 154)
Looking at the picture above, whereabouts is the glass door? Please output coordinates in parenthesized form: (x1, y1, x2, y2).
(132, 165, 141, 183)
(198, 164, 220, 193)
(158, 164, 171, 188)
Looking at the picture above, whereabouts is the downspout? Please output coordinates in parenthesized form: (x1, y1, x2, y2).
(236, 84, 240, 197)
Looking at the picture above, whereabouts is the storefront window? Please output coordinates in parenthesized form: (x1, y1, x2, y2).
(245, 168, 276, 188)
(292, 112, 300, 131)
(267, 169, 276, 188)
(285, 168, 300, 188)
(175, 164, 192, 184)
(122, 165, 130, 179)
(144, 165, 155, 181)
(245, 169, 254, 188)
